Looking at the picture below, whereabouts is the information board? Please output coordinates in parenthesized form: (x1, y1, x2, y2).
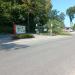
(16, 25, 26, 34)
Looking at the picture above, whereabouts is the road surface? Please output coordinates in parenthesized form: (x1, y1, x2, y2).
(0, 34, 75, 75)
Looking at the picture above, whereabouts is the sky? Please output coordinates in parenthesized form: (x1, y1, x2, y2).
(51, 0, 75, 27)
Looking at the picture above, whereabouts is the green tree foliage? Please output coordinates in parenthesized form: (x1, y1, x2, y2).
(73, 24, 75, 30)
(59, 12, 65, 21)
(0, 0, 52, 33)
(0, 1, 13, 33)
(66, 6, 75, 25)
(47, 9, 65, 34)
(49, 10, 65, 22)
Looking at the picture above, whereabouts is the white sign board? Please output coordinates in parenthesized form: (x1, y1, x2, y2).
(44, 28, 47, 31)
(16, 25, 26, 34)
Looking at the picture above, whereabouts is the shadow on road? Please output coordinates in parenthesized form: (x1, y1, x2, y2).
(0, 43, 29, 51)
(0, 34, 29, 51)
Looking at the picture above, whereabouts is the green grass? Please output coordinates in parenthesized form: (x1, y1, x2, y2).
(12, 34, 34, 40)
(58, 31, 71, 35)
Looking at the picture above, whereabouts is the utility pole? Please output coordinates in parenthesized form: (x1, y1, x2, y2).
(14, 0, 16, 5)
(50, 23, 53, 36)
(28, 12, 30, 33)
(27, 9, 32, 33)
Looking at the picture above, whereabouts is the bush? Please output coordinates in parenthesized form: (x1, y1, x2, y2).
(12, 34, 34, 40)
(59, 31, 71, 35)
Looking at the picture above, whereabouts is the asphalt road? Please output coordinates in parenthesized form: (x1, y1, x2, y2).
(0, 34, 75, 75)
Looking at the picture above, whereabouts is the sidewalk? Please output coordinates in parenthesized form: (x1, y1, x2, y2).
(6, 34, 69, 45)
(0, 34, 70, 50)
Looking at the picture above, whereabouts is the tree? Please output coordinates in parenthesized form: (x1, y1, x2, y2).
(73, 24, 75, 30)
(59, 12, 65, 21)
(66, 6, 75, 26)
(49, 10, 65, 22)
(48, 9, 59, 20)
(0, 0, 52, 33)
(47, 9, 65, 34)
